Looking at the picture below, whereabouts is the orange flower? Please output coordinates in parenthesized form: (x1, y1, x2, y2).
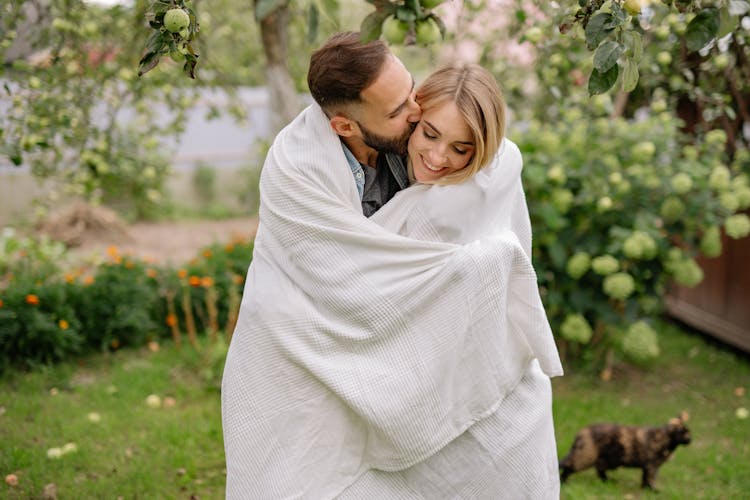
(25, 294, 39, 306)
(64, 273, 76, 283)
(59, 319, 69, 330)
(188, 275, 201, 287)
(232, 274, 244, 285)
(225, 243, 234, 252)
(165, 314, 178, 327)
(124, 259, 134, 269)
(83, 276, 95, 285)
(200, 276, 214, 288)
(0, 299, 4, 308)
(146, 268, 158, 279)
(202, 249, 213, 258)
(106, 245, 120, 258)
(177, 269, 188, 279)
(110, 338, 120, 349)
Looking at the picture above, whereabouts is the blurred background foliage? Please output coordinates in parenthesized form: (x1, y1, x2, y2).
(1, 0, 749, 369)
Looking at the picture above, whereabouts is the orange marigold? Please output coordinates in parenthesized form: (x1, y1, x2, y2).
(64, 273, 76, 283)
(165, 314, 178, 327)
(202, 249, 213, 258)
(106, 245, 120, 258)
(177, 269, 188, 279)
(225, 243, 234, 252)
(146, 268, 158, 278)
(58, 319, 69, 330)
(200, 276, 214, 288)
(188, 275, 201, 287)
(25, 294, 39, 306)
(83, 276, 95, 285)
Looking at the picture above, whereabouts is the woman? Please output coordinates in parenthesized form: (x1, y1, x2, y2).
(222, 62, 562, 498)
(341, 63, 561, 498)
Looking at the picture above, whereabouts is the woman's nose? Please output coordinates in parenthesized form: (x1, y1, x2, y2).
(428, 147, 447, 165)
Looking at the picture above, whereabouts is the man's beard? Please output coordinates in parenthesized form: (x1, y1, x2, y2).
(358, 121, 416, 157)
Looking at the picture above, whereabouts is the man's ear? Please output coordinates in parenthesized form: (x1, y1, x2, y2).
(329, 115, 358, 138)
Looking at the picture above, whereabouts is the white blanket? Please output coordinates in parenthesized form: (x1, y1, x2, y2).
(221, 103, 562, 499)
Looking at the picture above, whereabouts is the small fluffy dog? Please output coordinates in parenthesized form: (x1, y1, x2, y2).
(559, 411, 691, 489)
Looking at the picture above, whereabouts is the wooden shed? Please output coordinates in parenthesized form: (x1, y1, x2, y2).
(666, 221, 750, 353)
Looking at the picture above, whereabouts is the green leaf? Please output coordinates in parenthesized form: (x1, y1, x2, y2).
(255, 0, 288, 21)
(138, 50, 161, 77)
(594, 41, 624, 72)
(183, 57, 197, 79)
(360, 10, 388, 42)
(685, 7, 720, 52)
(717, 6, 739, 38)
(622, 30, 643, 62)
(585, 13, 615, 50)
(608, 2, 629, 27)
(621, 58, 639, 92)
(547, 240, 568, 270)
(515, 9, 527, 23)
(405, 0, 422, 19)
(396, 6, 417, 22)
(588, 64, 619, 95)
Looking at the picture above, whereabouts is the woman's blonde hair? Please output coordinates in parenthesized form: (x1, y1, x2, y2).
(415, 63, 505, 185)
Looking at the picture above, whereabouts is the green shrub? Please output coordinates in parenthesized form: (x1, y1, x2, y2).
(70, 255, 162, 351)
(0, 277, 83, 372)
(514, 111, 749, 366)
(0, 227, 67, 284)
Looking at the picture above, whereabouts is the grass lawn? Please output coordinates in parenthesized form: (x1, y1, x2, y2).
(0, 339, 226, 499)
(555, 320, 750, 499)
(1, 320, 749, 498)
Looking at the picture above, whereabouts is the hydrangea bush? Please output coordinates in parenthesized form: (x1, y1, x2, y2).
(512, 110, 750, 366)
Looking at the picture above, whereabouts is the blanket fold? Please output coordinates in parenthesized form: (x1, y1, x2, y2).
(222, 103, 562, 499)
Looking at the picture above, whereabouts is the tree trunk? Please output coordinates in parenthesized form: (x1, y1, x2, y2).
(259, 4, 301, 135)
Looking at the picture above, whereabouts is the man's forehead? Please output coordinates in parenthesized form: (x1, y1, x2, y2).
(361, 56, 413, 114)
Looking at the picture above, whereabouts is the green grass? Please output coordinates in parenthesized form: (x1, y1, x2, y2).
(0, 339, 226, 499)
(1, 321, 748, 498)
(555, 320, 750, 499)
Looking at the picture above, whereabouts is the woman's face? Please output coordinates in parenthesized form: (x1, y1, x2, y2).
(408, 100, 475, 184)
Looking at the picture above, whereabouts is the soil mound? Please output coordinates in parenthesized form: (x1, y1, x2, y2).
(37, 201, 132, 247)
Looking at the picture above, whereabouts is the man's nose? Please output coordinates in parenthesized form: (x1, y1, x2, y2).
(406, 93, 421, 122)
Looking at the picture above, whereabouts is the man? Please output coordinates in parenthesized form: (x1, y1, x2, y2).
(307, 31, 421, 216)
(221, 32, 562, 499)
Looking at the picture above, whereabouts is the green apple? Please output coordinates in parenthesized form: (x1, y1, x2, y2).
(382, 16, 409, 45)
(164, 8, 190, 34)
(416, 18, 441, 45)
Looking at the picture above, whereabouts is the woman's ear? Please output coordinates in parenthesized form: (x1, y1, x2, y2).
(329, 116, 358, 138)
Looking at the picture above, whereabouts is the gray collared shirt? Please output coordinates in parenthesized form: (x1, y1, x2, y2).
(342, 143, 409, 217)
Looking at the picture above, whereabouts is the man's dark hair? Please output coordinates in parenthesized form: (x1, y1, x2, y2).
(307, 32, 389, 114)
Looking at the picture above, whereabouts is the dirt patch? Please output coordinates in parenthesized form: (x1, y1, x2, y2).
(70, 216, 258, 266)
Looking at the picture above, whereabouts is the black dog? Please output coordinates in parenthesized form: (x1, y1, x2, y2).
(559, 411, 691, 489)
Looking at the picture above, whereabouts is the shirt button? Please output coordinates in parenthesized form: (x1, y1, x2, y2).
(356, 172, 363, 178)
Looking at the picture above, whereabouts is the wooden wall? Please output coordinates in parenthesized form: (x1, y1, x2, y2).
(666, 220, 750, 353)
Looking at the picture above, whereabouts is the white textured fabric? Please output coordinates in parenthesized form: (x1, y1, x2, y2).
(221, 103, 562, 499)
(338, 360, 560, 499)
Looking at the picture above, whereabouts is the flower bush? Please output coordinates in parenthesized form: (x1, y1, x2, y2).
(0, 232, 253, 373)
(514, 109, 749, 366)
